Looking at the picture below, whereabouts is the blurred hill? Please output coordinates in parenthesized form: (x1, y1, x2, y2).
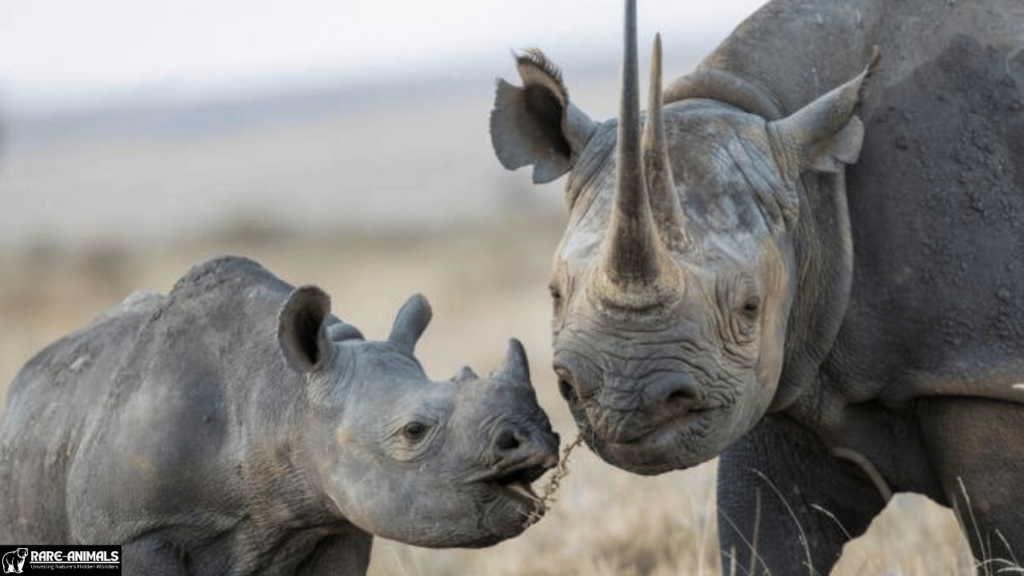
(0, 29, 734, 249)
(0, 52, 671, 249)
(0, 69, 551, 248)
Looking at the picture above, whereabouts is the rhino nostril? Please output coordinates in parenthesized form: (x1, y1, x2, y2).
(667, 390, 690, 403)
(651, 375, 700, 407)
(554, 364, 580, 403)
(495, 429, 522, 452)
(558, 378, 578, 402)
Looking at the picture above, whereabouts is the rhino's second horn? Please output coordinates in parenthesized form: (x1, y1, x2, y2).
(642, 33, 690, 253)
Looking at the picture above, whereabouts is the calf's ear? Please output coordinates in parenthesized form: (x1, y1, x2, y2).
(278, 285, 334, 373)
(490, 49, 598, 183)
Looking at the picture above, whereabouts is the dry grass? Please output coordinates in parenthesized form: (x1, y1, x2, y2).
(0, 219, 975, 575)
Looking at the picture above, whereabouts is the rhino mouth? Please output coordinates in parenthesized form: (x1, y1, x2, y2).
(568, 387, 718, 444)
(472, 453, 558, 505)
(579, 403, 725, 475)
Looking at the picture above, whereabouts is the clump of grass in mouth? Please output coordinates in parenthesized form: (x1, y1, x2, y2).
(525, 433, 585, 526)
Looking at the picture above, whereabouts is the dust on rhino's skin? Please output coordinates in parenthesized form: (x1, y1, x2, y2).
(491, 0, 1024, 572)
(0, 256, 559, 575)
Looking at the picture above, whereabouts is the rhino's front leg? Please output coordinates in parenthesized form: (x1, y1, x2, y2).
(716, 415, 886, 576)
(918, 397, 1024, 567)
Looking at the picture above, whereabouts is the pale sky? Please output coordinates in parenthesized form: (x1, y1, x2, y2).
(0, 0, 766, 111)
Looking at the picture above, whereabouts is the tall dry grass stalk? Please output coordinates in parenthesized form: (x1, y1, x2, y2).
(522, 433, 586, 528)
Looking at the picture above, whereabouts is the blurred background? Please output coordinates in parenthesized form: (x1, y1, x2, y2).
(0, 0, 972, 573)
(0, 0, 771, 248)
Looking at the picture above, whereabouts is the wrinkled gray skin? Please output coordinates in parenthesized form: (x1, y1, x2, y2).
(491, 0, 1024, 572)
(0, 256, 559, 575)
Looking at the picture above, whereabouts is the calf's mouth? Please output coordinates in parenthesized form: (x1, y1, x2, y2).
(470, 452, 558, 505)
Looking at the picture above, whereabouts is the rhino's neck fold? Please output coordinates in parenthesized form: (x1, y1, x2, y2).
(771, 171, 855, 413)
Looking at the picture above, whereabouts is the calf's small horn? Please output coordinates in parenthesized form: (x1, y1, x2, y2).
(494, 338, 532, 387)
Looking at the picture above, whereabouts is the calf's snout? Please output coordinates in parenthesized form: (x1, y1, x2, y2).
(488, 422, 560, 469)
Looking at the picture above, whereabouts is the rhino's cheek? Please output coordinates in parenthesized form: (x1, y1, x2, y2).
(388, 488, 536, 548)
(332, 467, 537, 548)
(334, 477, 463, 545)
(473, 488, 539, 544)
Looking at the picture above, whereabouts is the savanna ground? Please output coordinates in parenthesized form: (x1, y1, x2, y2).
(0, 217, 975, 575)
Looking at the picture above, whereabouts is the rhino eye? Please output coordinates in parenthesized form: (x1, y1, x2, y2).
(402, 422, 429, 442)
(741, 296, 760, 319)
(549, 284, 562, 303)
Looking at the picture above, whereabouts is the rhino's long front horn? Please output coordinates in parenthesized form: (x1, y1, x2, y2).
(602, 0, 663, 289)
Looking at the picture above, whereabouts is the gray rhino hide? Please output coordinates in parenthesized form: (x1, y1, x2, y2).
(491, 0, 1024, 572)
(0, 256, 559, 575)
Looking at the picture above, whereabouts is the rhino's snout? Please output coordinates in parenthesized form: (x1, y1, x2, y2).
(471, 420, 559, 515)
(560, 362, 698, 405)
(487, 422, 559, 470)
(558, 360, 704, 444)
(644, 374, 701, 413)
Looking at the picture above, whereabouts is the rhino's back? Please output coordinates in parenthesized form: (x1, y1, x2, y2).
(866, 0, 1024, 95)
(691, 0, 1024, 116)
(63, 256, 297, 544)
(1, 256, 297, 545)
(837, 1, 1024, 403)
(0, 290, 163, 543)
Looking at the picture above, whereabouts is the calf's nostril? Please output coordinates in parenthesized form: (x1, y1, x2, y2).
(495, 429, 522, 452)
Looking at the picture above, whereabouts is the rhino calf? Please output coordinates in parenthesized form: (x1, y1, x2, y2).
(0, 256, 559, 575)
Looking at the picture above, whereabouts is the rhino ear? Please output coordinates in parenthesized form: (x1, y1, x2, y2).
(768, 53, 876, 174)
(490, 49, 598, 184)
(388, 294, 432, 356)
(278, 285, 334, 373)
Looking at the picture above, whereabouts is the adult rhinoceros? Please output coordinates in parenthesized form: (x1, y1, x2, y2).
(490, 0, 1024, 572)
